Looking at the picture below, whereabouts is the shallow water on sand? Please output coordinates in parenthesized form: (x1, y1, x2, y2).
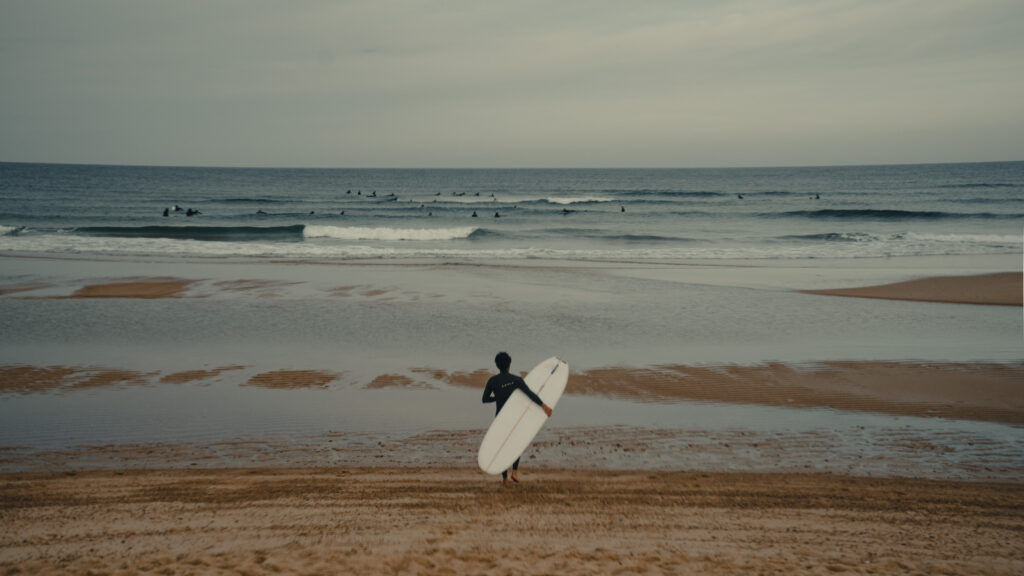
(1, 254, 1020, 372)
(1, 375, 1022, 481)
(1, 253, 1021, 479)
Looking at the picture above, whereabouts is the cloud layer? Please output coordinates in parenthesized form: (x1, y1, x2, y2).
(1, 0, 1021, 167)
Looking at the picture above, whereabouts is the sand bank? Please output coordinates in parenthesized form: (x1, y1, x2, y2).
(159, 366, 245, 384)
(1, 467, 1020, 575)
(446, 361, 1024, 425)
(244, 370, 340, 390)
(68, 278, 194, 299)
(0, 282, 50, 296)
(0, 366, 155, 394)
(3, 361, 1022, 425)
(802, 271, 1022, 306)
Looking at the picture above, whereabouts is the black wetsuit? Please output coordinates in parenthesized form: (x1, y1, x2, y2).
(482, 371, 544, 477)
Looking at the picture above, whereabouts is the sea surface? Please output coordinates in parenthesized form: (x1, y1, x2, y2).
(2, 162, 1022, 261)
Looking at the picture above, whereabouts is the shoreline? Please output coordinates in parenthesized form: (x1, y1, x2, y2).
(2, 467, 1021, 575)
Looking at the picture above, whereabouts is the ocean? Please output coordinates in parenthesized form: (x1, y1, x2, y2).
(2, 161, 1022, 261)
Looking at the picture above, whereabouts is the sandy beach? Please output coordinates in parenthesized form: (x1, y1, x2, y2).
(2, 258, 1022, 574)
(2, 467, 1022, 575)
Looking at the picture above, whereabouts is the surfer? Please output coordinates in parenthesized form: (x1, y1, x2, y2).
(482, 352, 553, 487)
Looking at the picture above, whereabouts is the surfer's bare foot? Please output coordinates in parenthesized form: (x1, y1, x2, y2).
(502, 477, 512, 488)
(510, 470, 520, 483)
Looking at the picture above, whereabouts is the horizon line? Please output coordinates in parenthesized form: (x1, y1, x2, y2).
(1, 159, 1022, 171)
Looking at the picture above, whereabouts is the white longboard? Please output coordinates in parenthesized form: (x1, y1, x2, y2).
(478, 356, 569, 475)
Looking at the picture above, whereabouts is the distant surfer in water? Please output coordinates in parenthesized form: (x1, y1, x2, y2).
(482, 352, 553, 487)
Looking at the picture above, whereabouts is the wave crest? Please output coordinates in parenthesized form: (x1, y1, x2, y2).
(545, 196, 614, 205)
(75, 225, 305, 242)
(777, 209, 1018, 220)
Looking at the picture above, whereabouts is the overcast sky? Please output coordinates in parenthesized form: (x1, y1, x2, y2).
(1, 0, 1022, 168)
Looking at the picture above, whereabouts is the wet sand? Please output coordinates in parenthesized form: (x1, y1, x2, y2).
(549, 361, 1024, 425)
(67, 278, 194, 299)
(0, 360, 1020, 427)
(0, 282, 50, 296)
(3, 361, 1022, 424)
(6, 269, 1020, 307)
(0, 366, 156, 395)
(244, 370, 340, 390)
(438, 361, 1024, 425)
(1, 467, 1021, 575)
(802, 271, 1022, 306)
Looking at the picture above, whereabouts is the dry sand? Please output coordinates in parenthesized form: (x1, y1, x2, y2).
(1, 467, 1021, 575)
(802, 271, 1022, 306)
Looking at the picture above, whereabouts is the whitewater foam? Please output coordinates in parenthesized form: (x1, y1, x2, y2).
(545, 196, 614, 205)
(900, 232, 1023, 246)
(3, 228, 1019, 262)
(303, 225, 478, 241)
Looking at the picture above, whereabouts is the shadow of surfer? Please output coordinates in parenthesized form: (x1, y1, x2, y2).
(482, 352, 553, 488)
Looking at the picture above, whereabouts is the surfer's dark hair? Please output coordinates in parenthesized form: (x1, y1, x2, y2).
(495, 352, 512, 372)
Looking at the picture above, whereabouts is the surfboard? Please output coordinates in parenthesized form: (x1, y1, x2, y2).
(478, 356, 569, 475)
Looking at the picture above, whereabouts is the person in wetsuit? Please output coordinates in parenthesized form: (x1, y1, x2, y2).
(482, 351, 553, 486)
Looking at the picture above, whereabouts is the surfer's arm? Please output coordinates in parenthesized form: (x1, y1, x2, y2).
(516, 381, 543, 407)
(516, 382, 554, 417)
(482, 381, 496, 404)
